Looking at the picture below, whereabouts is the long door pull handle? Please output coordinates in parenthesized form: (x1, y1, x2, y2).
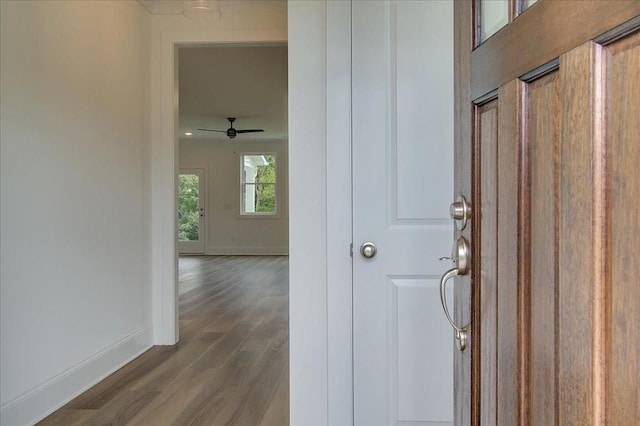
(439, 267, 468, 351)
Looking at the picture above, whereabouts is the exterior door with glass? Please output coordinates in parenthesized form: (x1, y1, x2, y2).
(178, 168, 205, 254)
(452, 1, 640, 424)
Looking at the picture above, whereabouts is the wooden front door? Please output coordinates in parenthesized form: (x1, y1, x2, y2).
(452, 2, 640, 425)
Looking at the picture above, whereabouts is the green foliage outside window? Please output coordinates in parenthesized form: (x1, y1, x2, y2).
(178, 174, 199, 241)
(254, 155, 276, 213)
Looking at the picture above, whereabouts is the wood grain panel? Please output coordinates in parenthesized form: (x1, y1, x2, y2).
(453, 1, 474, 425)
(527, 71, 560, 426)
(605, 31, 640, 426)
(80, 390, 161, 425)
(471, 0, 640, 100)
(64, 346, 178, 410)
(213, 331, 289, 425)
(558, 42, 605, 425)
(478, 100, 498, 426)
(261, 364, 290, 426)
(496, 79, 523, 426)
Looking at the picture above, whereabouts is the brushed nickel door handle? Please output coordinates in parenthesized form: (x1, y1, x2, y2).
(438, 236, 471, 351)
(439, 267, 468, 351)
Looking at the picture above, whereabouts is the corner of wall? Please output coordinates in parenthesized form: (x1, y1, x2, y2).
(0, 328, 153, 426)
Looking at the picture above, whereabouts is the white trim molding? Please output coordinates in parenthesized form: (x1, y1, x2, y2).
(288, 2, 328, 424)
(206, 246, 289, 256)
(289, 1, 353, 425)
(325, 2, 353, 424)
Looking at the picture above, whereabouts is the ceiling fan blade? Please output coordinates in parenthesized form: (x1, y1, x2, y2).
(235, 129, 264, 134)
(197, 128, 226, 132)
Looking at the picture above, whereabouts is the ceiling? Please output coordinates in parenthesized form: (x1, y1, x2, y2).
(178, 46, 288, 141)
(137, 1, 288, 141)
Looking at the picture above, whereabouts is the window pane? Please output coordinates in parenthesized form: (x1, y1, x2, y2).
(243, 154, 276, 184)
(254, 183, 276, 213)
(178, 174, 199, 241)
(257, 155, 276, 184)
(479, 0, 508, 43)
(242, 183, 276, 214)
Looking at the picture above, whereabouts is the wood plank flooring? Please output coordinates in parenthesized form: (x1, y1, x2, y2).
(38, 255, 289, 426)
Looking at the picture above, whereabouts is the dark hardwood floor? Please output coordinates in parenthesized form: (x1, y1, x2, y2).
(38, 255, 289, 426)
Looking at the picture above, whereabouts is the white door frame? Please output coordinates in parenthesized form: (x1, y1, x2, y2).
(151, 29, 288, 344)
(288, 2, 353, 424)
(150, 2, 352, 425)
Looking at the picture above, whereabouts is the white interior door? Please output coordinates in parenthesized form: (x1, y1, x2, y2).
(178, 168, 205, 254)
(352, 1, 454, 425)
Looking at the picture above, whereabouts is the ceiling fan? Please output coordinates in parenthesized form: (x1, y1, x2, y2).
(197, 117, 264, 139)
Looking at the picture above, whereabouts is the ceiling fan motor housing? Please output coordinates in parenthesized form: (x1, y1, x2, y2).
(227, 117, 236, 138)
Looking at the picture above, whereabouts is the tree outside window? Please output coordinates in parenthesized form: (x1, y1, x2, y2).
(178, 174, 200, 240)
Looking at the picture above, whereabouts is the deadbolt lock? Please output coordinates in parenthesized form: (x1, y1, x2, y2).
(449, 195, 471, 231)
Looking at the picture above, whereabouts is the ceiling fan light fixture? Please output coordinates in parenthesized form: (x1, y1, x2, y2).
(182, 0, 221, 19)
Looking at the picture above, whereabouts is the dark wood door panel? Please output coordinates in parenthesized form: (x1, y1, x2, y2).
(557, 41, 605, 425)
(454, 1, 474, 425)
(496, 80, 523, 426)
(526, 71, 560, 426)
(606, 30, 640, 426)
(477, 100, 499, 426)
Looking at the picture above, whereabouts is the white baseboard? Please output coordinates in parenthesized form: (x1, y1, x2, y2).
(0, 328, 153, 426)
(205, 246, 289, 255)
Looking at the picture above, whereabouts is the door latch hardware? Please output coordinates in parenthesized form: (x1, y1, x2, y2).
(440, 238, 470, 274)
(360, 242, 377, 259)
(438, 236, 471, 351)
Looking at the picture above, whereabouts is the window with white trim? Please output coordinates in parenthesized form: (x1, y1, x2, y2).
(241, 153, 277, 215)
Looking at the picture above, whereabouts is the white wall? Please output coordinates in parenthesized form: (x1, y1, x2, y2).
(0, 1, 152, 425)
(179, 139, 288, 254)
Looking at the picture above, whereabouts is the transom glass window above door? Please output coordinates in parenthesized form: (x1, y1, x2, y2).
(241, 153, 277, 215)
(475, 0, 541, 46)
(477, 0, 509, 44)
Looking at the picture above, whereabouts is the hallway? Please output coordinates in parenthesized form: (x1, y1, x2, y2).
(39, 256, 289, 425)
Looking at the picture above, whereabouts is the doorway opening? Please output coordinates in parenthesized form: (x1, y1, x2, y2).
(175, 44, 289, 424)
(178, 168, 205, 254)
